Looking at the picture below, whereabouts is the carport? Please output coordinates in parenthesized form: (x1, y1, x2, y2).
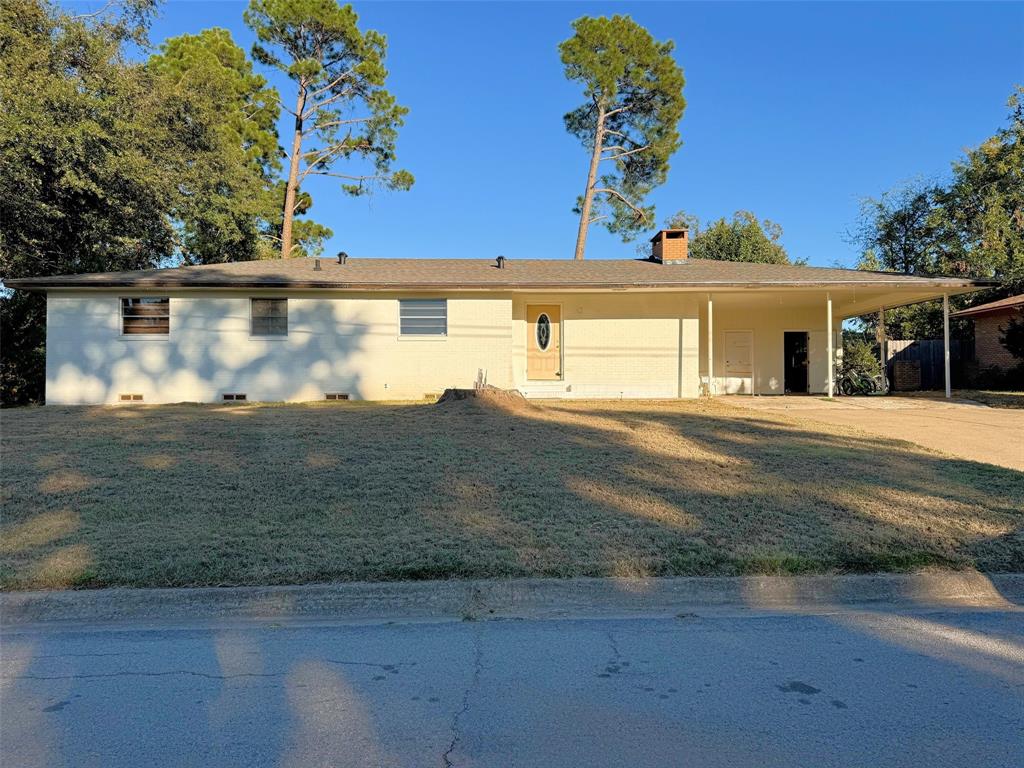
(700, 279, 993, 399)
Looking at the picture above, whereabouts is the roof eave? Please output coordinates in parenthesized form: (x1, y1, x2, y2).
(4, 278, 995, 291)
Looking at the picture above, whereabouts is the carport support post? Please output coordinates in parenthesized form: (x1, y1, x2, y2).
(878, 308, 886, 374)
(706, 294, 714, 396)
(826, 292, 834, 398)
(943, 293, 951, 399)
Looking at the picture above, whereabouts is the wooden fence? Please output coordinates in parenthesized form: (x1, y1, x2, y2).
(885, 339, 971, 390)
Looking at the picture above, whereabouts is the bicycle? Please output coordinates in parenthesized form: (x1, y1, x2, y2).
(838, 368, 889, 396)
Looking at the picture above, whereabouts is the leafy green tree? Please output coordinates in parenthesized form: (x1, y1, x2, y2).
(934, 86, 1024, 295)
(1001, 316, 1024, 361)
(652, 210, 796, 264)
(661, 210, 794, 264)
(850, 88, 1024, 341)
(148, 28, 286, 262)
(1, 0, 174, 282)
(850, 190, 951, 339)
(244, 0, 413, 258)
(559, 15, 686, 260)
(0, 1, 308, 403)
(842, 336, 882, 378)
(1, 0, 172, 404)
(851, 181, 944, 276)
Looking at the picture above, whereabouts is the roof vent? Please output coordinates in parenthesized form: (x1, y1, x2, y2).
(337, 252, 348, 265)
(496, 255, 507, 269)
(650, 229, 689, 263)
(313, 258, 322, 271)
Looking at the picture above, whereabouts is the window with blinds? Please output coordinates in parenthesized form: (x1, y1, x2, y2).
(251, 298, 288, 336)
(399, 299, 447, 336)
(121, 298, 170, 335)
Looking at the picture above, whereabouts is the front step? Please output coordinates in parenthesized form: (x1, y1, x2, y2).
(519, 381, 573, 399)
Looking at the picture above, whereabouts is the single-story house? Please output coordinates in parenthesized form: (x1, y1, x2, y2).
(6, 230, 990, 404)
(950, 293, 1024, 371)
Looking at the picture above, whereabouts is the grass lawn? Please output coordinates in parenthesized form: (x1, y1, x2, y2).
(956, 390, 1024, 409)
(893, 390, 1024, 409)
(2, 399, 1021, 589)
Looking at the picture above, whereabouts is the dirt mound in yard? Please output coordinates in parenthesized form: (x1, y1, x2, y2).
(435, 386, 536, 412)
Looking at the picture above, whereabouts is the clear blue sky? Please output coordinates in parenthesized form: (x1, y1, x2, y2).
(77, 1, 1024, 266)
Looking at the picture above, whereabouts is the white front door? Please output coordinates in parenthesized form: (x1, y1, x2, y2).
(723, 331, 753, 394)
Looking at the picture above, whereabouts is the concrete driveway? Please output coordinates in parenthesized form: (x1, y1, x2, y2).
(729, 395, 1024, 471)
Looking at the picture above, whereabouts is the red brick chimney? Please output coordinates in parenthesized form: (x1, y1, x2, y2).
(650, 229, 688, 263)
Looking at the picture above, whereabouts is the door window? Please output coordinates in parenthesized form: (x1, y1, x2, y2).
(536, 313, 551, 351)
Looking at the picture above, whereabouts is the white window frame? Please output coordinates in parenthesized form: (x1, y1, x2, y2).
(119, 297, 170, 338)
(249, 297, 289, 338)
(398, 298, 447, 339)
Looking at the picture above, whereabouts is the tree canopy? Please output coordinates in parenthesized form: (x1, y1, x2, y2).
(147, 27, 285, 263)
(244, 0, 413, 258)
(851, 87, 1024, 339)
(0, 0, 310, 403)
(560, 15, 685, 259)
(660, 210, 795, 264)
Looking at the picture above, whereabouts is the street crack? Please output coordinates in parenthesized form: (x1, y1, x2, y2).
(442, 630, 483, 768)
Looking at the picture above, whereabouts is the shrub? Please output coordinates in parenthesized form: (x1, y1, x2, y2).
(842, 337, 881, 377)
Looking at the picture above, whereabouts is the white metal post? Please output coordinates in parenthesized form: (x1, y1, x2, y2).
(706, 294, 714, 396)
(878, 308, 886, 374)
(826, 293, 834, 398)
(943, 293, 951, 399)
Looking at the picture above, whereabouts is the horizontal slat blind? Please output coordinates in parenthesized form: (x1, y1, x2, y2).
(400, 299, 446, 336)
(121, 298, 169, 335)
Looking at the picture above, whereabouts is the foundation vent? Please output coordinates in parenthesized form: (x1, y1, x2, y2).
(325, 392, 350, 401)
(222, 393, 247, 401)
(119, 393, 144, 402)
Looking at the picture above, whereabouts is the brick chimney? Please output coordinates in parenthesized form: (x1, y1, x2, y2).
(650, 229, 688, 263)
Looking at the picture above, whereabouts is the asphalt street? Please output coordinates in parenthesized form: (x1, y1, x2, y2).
(2, 607, 1022, 767)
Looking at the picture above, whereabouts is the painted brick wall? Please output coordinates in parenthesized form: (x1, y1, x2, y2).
(45, 290, 514, 404)
(511, 293, 701, 398)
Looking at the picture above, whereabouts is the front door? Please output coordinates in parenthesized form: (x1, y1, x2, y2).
(784, 331, 809, 394)
(527, 305, 561, 380)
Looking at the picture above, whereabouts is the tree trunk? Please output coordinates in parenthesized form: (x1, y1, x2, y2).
(572, 106, 606, 261)
(280, 85, 308, 259)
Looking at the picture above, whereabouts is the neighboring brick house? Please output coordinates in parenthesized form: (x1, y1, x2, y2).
(951, 294, 1024, 370)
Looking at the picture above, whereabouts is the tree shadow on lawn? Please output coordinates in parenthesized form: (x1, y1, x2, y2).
(1, 399, 1021, 589)
(417, 399, 1023, 579)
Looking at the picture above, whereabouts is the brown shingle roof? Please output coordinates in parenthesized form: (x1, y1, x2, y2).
(950, 293, 1024, 318)
(4, 257, 993, 291)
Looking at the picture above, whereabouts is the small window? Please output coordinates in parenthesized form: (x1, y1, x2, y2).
(121, 298, 169, 335)
(251, 298, 288, 336)
(222, 393, 247, 401)
(325, 393, 350, 401)
(400, 299, 447, 336)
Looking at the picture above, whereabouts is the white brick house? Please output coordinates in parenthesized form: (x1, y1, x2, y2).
(7, 230, 988, 404)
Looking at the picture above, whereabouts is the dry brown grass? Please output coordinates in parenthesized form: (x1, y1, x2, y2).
(957, 390, 1024, 409)
(1, 399, 1021, 589)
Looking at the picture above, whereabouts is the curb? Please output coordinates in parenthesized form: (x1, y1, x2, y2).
(2, 573, 1022, 627)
